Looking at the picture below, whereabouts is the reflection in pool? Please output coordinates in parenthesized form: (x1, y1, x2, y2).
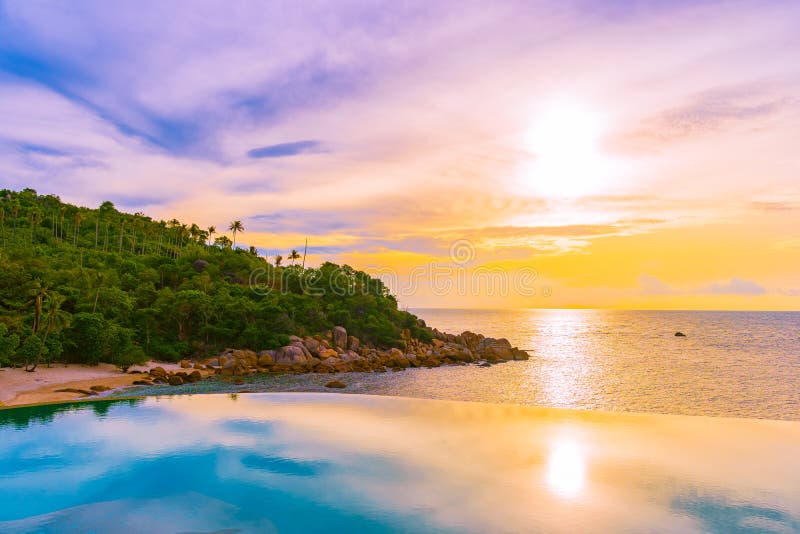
(1, 393, 799, 533)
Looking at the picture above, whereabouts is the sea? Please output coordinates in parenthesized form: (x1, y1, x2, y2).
(404, 308, 800, 420)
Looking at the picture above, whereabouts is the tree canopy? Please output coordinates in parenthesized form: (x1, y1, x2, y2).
(0, 188, 431, 369)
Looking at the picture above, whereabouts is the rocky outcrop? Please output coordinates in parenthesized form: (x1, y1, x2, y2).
(144, 325, 529, 383)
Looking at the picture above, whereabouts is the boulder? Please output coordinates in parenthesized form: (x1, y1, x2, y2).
(332, 326, 348, 350)
(318, 357, 351, 373)
(231, 349, 258, 366)
(290, 341, 313, 359)
(476, 338, 514, 361)
(675, 332, 686, 337)
(169, 375, 184, 386)
(461, 331, 485, 352)
(512, 348, 530, 360)
(187, 370, 202, 383)
(89, 385, 111, 392)
(325, 380, 347, 389)
(347, 336, 360, 352)
(180, 359, 192, 369)
(257, 350, 275, 366)
(440, 343, 474, 362)
(340, 350, 363, 362)
(303, 337, 321, 355)
(317, 348, 338, 359)
(132, 380, 153, 386)
(274, 345, 310, 365)
(149, 366, 167, 379)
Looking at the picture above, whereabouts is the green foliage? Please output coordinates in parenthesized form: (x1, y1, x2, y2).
(0, 324, 20, 367)
(0, 188, 433, 368)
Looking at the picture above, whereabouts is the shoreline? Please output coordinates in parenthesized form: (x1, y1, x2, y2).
(0, 361, 186, 407)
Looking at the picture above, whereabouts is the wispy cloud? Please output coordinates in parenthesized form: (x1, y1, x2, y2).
(247, 140, 322, 159)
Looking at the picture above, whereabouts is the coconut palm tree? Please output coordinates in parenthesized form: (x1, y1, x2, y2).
(29, 292, 71, 372)
(189, 223, 201, 243)
(228, 220, 244, 248)
(275, 255, 283, 267)
(207, 226, 216, 246)
(289, 249, 301, 265)
(73, 211, 82, 246)
(29, 208, 42, 245)
(11, 200, 19, 243)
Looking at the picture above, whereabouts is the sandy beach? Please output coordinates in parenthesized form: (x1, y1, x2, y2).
(0, 362, 184, 407)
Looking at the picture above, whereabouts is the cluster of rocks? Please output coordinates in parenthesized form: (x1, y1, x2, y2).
(187, 325, 529, 377)
(131, 365, 205, 387)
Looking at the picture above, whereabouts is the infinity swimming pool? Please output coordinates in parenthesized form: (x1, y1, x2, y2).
(1, 393, 799, 533)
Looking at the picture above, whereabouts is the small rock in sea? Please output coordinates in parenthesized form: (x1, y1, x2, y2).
(132, 380, 152, 386)
(89, 385, 111, 392)
(675, 332, 686, 337)
(234, 378, 245, 385)
(168, 376, 184, 386)
(325, 380, 347, 389)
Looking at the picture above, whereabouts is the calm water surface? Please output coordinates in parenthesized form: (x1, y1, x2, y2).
(402, 309, 800, 420)
(2, 393, 799, 533)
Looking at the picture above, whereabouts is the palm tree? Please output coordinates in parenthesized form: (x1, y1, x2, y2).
(29, 292, 71, 372)
(29, 208, 41, 245)
(207, 226, 216, 246)
(73, 211, 82, 246)
(118, 217, 125, 253)
(189, 223, 201, 243)
(275, 255, 283, 267)
(228, 220, 244, 248)
(289, 249, 301, 265)
(11, 200, 19, 243)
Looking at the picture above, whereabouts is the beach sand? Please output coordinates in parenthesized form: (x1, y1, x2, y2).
(0, 362, 184, 407)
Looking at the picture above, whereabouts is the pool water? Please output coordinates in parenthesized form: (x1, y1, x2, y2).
(1, 393, 799, 533)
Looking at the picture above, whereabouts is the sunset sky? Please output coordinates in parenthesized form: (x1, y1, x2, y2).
(1, 1, 798, 309)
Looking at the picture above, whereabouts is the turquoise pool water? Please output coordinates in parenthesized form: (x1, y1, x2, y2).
(2, 393, 800, 533)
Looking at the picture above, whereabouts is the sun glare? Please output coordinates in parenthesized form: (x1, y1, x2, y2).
(545, 439, 586, 498)
(521, 100, 619, 198)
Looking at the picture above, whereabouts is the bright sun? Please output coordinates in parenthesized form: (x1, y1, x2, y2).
(521, 100, 618, 198)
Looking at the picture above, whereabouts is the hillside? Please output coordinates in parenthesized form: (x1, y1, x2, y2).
(0, 188, 432, 370)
